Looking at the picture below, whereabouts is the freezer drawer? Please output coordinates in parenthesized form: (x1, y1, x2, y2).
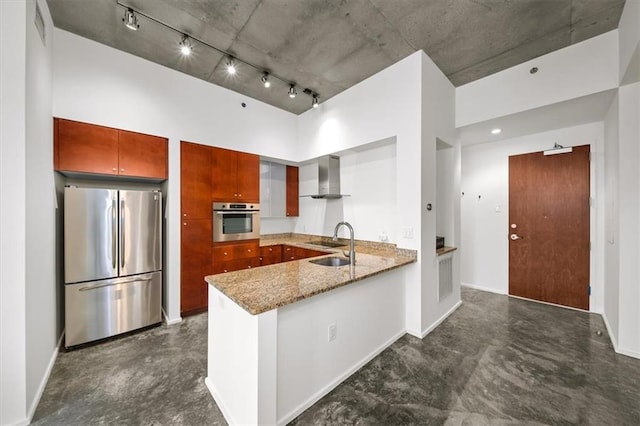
(65, 272, 162, 347)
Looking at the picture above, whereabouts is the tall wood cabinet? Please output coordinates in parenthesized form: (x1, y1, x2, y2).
(54, 118, 167, 179)
(180, 141, 261, 315)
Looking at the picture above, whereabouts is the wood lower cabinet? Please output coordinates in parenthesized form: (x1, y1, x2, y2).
(212, 240, 260, 274)
(260, 245, 283, 266)
(211, 146, 259, 202)
(281, 245, 329, 262)
(181, 219, 212, 315)
(286, 166, 299, 217)
(54, 118, 168, 179)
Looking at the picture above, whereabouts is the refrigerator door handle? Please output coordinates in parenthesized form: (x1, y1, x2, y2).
(120, 198, 125, 269)
(78, 276, 153, 291)
(111, 198, 117, 270)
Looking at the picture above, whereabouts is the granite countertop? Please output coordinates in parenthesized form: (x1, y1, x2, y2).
(205, 233, 417, 315)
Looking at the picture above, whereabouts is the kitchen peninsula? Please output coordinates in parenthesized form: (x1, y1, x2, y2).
(204, 234, 417, 425)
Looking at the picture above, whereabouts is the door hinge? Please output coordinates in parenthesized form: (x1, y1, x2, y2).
(589, 241, 592, 251)
(588, 286, 591, 296)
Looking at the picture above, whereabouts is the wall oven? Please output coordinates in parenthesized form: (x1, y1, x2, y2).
(213, 202, 260, 242)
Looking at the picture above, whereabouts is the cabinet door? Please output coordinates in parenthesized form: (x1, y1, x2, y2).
(211, 147, 238, 201)
(181, 142, 212, 220)
(181, 219, 211, 315)
(286, 166, 299, 217)
(118, 130, 168, 179)
(282, 245, 297, 262)
(54, 118, 118, 175)
(237, 152, 260, 202)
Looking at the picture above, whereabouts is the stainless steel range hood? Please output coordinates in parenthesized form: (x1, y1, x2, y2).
(311, 155, 344, 199)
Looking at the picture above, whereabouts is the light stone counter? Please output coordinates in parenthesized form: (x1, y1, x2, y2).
(204, 234, 417, 315)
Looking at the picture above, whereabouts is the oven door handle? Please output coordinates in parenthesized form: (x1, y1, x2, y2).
(214, 211, 260, 215)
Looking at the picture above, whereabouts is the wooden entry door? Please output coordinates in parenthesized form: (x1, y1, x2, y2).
(508, 145, 590, 310)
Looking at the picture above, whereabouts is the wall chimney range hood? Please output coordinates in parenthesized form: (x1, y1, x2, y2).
(307, 155, 348, 199)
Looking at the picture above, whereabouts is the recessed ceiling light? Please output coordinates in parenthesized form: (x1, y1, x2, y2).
(288, 84, 297, 98)
(312, 95, 319, 108)
(491, 128, 502, 135)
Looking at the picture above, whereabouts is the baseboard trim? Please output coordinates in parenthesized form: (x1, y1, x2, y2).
(616, 347, 640, 360)
(204, 377, 239, 425)
(24, 331, 64, 425)
(420, 300, 462, 338)
(277, 329, 406, 425)
(508, 294, 589, 313)
(162, 309, 182, 326)
(461, 282, 507, 295)
(601, 312, 618, 351)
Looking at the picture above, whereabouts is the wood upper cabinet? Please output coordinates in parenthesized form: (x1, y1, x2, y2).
(211, 146, 259, 202)
(55, 118, 119, 175)
(286, 165, 299, 217)
(118, 130, 168, 179)
(181, 141, 213, 220)
(54, 118, 168, 179)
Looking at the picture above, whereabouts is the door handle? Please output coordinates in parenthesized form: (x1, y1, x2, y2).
(112, 198, 117, 269)
(78, 276, 153, 291)
(120, 198, 125, 269)
(510, 234, 524, 240)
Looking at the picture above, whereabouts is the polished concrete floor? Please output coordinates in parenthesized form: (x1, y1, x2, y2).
(33, 288, 640, 425)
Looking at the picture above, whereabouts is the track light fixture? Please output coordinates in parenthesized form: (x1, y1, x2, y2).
(179, 34, 193, 56)
(261, 72, 271, 88)
(116, 1, 319, 108)
(226, 57, 237, 75)
(123, 8, 139, 31)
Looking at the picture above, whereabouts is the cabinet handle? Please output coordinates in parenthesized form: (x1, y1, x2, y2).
(183, 222, 186, 226)
(269, 248, 272, 252)
(112, 167, 117, 172)
(248, 249, 252, 253)
(120, 168, 125, 172)
(183, 213, 187, 217)
(238, 193, 242, 197)
(224, 252, 228, 256)
(248, 266, 252, 269)
(223, 269, 228, 273)
(234, 193, 238, 197)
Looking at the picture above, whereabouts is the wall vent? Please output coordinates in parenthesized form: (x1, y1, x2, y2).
(438, 255, 453, 301)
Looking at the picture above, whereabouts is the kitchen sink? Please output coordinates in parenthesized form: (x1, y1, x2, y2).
(309, 257, 351, 267)
(306, 240, 347, 248)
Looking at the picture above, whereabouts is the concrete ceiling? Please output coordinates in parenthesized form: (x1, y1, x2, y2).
(47, 0, 625, 115)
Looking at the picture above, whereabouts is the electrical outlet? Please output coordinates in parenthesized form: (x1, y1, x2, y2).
(403, 227, 414, 239)
(328, 323, 337, 342)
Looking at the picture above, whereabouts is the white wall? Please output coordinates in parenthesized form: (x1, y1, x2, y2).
(1, 1, 57, 424)
(297, 51, 459, 337)
(461, 123, 605, 313)
(456, 31, 619, 127)
(25, 0, 57, 419)
(294, 140, 397, 243)
(616, 82, 640, 357)
(603, 94, 620, 346)
(52, 29, 298, 322)
(0, 1, 28, 424)
(277, 268, 406, 424)
(618, 0, 640, 84)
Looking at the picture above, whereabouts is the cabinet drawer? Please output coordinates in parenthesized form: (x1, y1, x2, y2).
(213, 257, 260, 274)
(213, 241, 259, 260)
(260, 254, 282, 266)
(260, 245, 282, 257)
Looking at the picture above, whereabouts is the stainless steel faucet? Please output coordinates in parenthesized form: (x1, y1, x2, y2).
(333, 221, 355, 266)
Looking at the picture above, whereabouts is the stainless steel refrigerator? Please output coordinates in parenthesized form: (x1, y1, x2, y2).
(64, 187, 162, 347)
